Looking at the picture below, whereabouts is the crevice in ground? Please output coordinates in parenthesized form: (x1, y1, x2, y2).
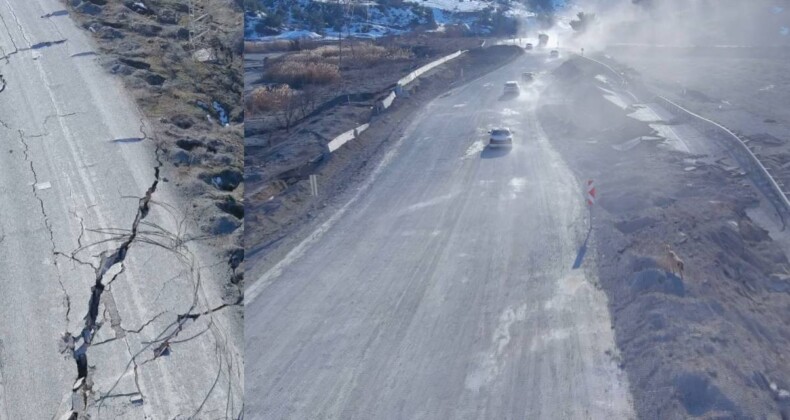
(60, 120, 163, 418)
(144, 298, 242, 363)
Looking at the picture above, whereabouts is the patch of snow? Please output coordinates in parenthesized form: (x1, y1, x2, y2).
(405, 0, 490, 13)
(259, 30, 323, 41)
(599, 87, 628, 110)
(213, 101, 229, 126)
(651, 123, 690, 153)
(464, 139, 486, 159)
(627, 106, 663, 123)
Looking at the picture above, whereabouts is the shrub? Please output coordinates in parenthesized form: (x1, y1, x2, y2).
(245, 40, 292, 53)
(246, 85, 294, 113)
(264, 61, 340, 87)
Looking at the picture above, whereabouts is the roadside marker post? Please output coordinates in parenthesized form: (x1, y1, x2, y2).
(586, 179, 596, 228)
(586, 179, 596, 206)
(573, 179, 596, 270)
(309, 175, 318, 197)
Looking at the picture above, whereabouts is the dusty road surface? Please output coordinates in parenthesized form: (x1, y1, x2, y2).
(246, 52, 634, 419)
(0, 0, 241, 418)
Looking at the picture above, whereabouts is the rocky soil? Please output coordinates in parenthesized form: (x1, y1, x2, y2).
(65, 0, 245, 293)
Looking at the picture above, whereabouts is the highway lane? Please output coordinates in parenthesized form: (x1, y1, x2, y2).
(246, 53, 634, 419)
(0, 1, 241, 418)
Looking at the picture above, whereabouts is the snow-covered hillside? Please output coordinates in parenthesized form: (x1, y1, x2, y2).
(245, 0, 553, 41)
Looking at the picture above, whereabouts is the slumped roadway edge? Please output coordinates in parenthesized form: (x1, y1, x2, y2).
(0, 0, 241, 418)
(246, 54, 634, 419)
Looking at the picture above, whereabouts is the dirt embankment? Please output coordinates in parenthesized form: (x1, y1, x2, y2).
(538, 58, 790, 419)
(245, 44, 523, 280)
(66, 1, 245, 294)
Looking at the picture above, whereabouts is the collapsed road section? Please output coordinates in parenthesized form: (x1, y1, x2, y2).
(0, 1, 241, 418)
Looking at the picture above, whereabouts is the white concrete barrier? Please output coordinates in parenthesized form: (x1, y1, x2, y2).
(397, 50, 465, 87)
(381, 91, 397, 109)
(327, 123, 371, 153)
(328, 51, 464, 153)
(327, 128, 357, 152)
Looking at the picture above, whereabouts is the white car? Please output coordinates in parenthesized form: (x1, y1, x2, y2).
(503, 81, 520, 95)
(489, 128, 513, 148)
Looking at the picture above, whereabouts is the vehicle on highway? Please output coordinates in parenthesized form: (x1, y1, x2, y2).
(503, 81, 520, 95)
(522, 72, 535, 82)
(525, 43, 534, 50)
(550, 49, 560, 58)
(488, 128, 514, 148)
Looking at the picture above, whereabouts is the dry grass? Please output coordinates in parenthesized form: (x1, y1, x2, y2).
(263, 61, 341, 87)
(246, 85, 295, 113)
(260, 42, 412, 88)
(277, 43, 413, 68)
(245, 40, 296, 54)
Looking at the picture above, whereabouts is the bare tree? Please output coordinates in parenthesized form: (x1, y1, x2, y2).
(276, 88, 300, 131)
(297, 86, 319, 119)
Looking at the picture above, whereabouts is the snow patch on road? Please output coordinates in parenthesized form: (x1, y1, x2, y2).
(627, 105, 663, 123)
(402, 192, 456, 214)
(651, 123, 691, 153)
(465, 303, 528, 393)
(464, 140, 486, 159)
(529, 328, 571, 352)
(600, 87, 629, 110)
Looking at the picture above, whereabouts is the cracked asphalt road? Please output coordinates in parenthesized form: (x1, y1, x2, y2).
(245, 53, 634, 419)
(0, 1, 241, 418)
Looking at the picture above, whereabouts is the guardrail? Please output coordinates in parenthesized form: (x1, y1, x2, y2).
(654, 96, 790, 225)
(575, 53, 790, 226)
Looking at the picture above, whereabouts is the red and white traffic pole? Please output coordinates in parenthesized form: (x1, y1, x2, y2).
(586, 179, 596, 206)
(586, 179, 596, 228)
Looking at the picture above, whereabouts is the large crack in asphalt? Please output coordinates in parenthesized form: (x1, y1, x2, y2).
(56, 120, 240, 418)
(59, 122, 163, 419)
